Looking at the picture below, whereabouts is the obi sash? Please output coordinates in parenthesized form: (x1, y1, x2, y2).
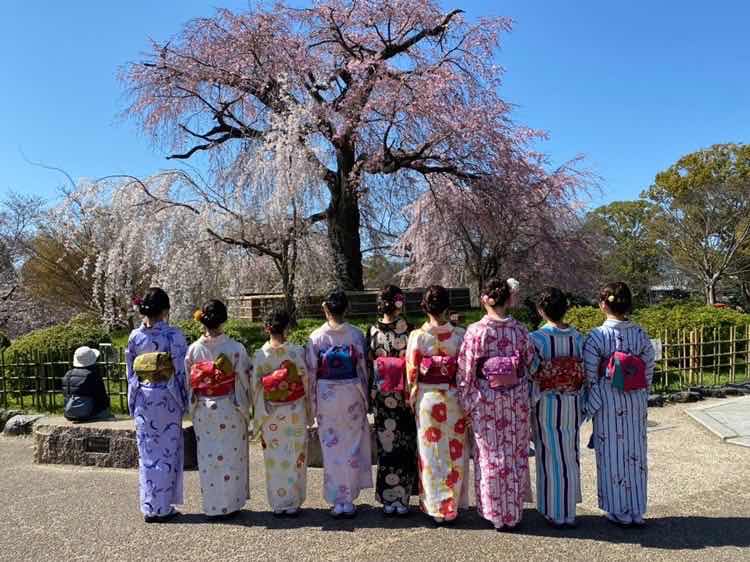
(374, 356, 406, 393)
(133, 352, 174, 384)
(190, 354, 236, 397)
(535, 356, 585, 393)
(418, 355, 458, 385)
(600, 351, 647, 392)
(318, 345, 358, 380)
(261, 360, 305, 403)
(477, 352, 521, 389)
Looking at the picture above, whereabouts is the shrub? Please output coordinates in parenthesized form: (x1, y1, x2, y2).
(564, 306, 605, 334)
(6, 320, 111, 358)
(634, 303, 750, 337)
(0, 332, 10, 350)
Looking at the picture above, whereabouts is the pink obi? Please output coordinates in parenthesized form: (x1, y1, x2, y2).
(375, 356, 406, 393)
(601, 351, 648, 392)
(418, 355, 458, 385)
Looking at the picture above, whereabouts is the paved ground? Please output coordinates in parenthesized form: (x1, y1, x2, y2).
(1, 400, 748, 562)
(687, 396, 750, 448)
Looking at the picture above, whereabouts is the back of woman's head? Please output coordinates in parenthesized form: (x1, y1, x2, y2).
(323, 289, 348, 317)
(421, 285, 450, 316)
(264, 307, 291, 336)
(599, 282, 633, 316)
(377, 284, 405, 317)
(197, 299, 228, 330)
(482, 277, 512, 308)
(139, 287, 170, 319)
(536, 287, 569, 322)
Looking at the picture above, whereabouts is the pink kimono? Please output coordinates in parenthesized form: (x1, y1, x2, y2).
(457, 315, 534, 529)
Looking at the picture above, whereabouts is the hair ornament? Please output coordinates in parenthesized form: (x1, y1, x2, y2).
(608, 295, 616, 303)
(193, 309, 204, 322)
(507, 278, 520, 293)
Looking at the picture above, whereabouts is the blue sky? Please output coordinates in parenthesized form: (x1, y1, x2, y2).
(1, 1, 748, 207)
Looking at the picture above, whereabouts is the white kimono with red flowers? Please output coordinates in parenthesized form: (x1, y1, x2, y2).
(406, 322, 470, 520)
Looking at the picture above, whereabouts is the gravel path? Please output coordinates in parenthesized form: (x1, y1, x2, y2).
(0, 400, 748, 562)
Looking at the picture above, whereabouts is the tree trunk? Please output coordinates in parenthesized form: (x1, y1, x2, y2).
(742, 281, 750, 311)
(328, 145, 364, 290)
(704, 279, 718, 305)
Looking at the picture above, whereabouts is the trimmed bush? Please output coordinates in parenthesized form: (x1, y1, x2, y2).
(634, 303, 750, 337)
(564, 306, 606, 334)
(6, 320, 111, 358)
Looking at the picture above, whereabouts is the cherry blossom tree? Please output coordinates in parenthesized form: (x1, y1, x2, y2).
(122, 0, 542, 291)
(397, 162, 597, 300)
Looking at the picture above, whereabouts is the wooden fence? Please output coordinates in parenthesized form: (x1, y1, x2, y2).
(2, 323, 749, 413)
(652, 325, 750, 390)
(228, 288, 472, 322)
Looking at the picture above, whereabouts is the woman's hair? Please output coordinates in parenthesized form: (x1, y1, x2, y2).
(264, 307, 291, 336)
(482, 277, 512, 308)
(198, 299, 228, 330)
(537, 287, 569, 322)
(323, 289, 348, 316)
(138, 287, 170, 318)
(377, 284, 405, 316)
(421, 285, 450, 315)
(599, 282, 633, 315)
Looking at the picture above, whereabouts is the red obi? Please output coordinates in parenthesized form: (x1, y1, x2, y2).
(418, 355, 458, 384)
(374, 356, 406, 393)
(601, 351, 648, 392)
(261, 360, 305, 403)
(479, 353, 521, 389)
(190, 357, 236, 397)
(535, 357, 585, 392)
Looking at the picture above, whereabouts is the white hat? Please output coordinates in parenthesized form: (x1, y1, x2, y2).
(73, 346, 101, 368)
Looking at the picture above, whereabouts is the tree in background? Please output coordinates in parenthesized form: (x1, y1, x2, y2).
(397, 166, 595, 299)
(583, 200, 662, 305)
(645, 144, 750, 305)
(122, 1, 550, 291)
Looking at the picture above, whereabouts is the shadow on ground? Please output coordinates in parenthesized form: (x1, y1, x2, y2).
(171, 506, 750, 549)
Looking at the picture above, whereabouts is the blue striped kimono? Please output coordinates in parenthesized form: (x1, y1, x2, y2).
(582, 319, 655, 522)
(529, 325, 586, 525)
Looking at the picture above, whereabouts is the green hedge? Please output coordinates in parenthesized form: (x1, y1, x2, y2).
(6, 320, 111, 358)
(564, 303, 750, 336)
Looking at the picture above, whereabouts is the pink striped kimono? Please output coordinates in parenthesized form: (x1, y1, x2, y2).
(457, 315, 534, 529)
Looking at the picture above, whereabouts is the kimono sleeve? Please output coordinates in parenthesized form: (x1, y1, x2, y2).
(457, 325, 481, 413)
(234, 344, 253, 425)
(354, 328, 369, 397)
(304, 338, 319, 420)
(250, 348, 269, 436)
(184, 344, 196, 416)
(405, 330, 422, 406)
(582, 329, 605, 416)
(125, 331, 138, 415)
(290, 345, 313, 423)
(168, 329, 190, 413)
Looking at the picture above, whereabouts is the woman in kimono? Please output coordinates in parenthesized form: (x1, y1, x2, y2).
(305, 289, 372, 518)
(406, 285, 469, 524)
(528, 287, 586, 529)
(185, 300, 252, 519)
(583, 282, 655, 528)
(368, 285, 416, 516)
(252, 308, 310, 517)
(457, 277, 534, 531)
(126, 287, 188, 523)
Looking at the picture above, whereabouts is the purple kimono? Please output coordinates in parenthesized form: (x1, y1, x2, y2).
(126, 321, 188, 516)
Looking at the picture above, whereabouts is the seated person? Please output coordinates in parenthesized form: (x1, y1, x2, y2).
(62, 346, 112, 422)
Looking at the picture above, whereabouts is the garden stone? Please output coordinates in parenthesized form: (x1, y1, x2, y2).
(0, 409, 24, 432)
(648, 394, 665, 407)
(3, 414, 44, 436)
(669, 391, 703, 404)
(704, 387, 727, 399)
(722, 387, 746, 397)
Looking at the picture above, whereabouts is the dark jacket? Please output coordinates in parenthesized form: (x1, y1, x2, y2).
(62, 366, 110, 416)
